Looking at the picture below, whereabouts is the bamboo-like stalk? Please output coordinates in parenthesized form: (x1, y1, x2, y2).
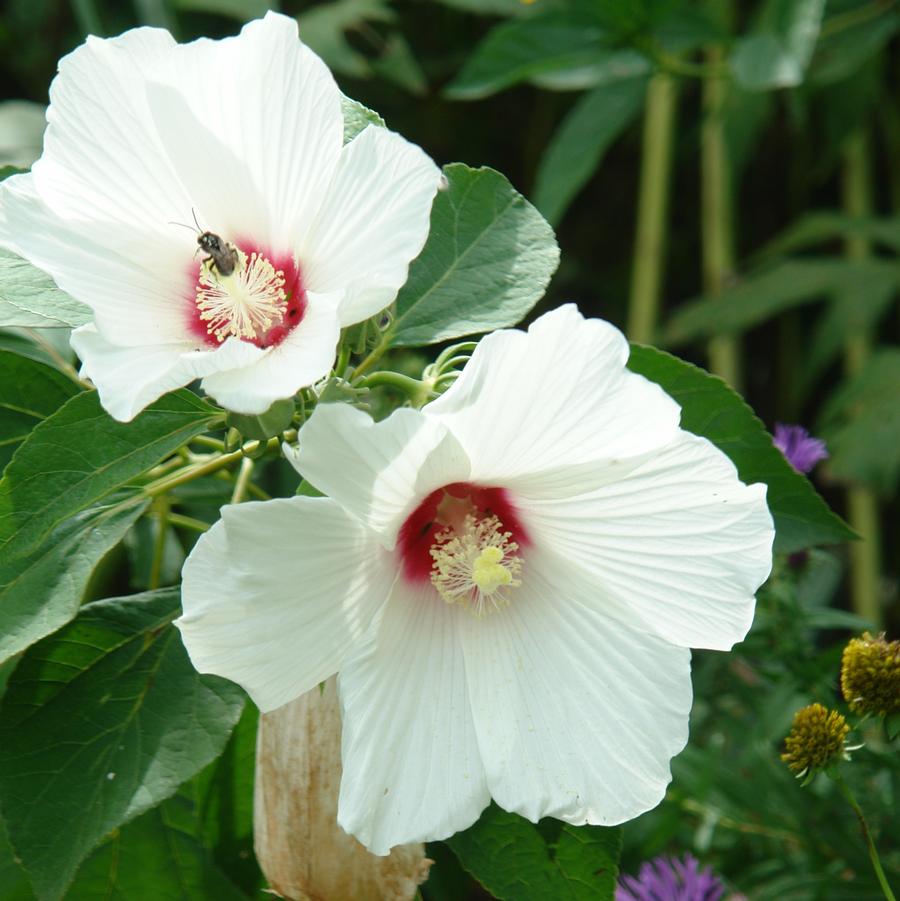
(701, 44, 742, 391)
(842, 129, 881, 626)
(627, 73, 678, 344)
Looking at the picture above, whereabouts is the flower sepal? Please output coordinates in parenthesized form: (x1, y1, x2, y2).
(226, 397, 297, 441)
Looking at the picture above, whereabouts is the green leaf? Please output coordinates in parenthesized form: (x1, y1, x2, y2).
(0, 588, 246, 900)
(529, 49, 650, 92)
(0, 499, 146, 665)
(191, 704, 261, 894)
(445, 13, 609, 100)
(342, 94, 386, 143)
(297, 0, 394, 80)
(226, 397, 295, 441)
(0, 389, 221, 562)
(753, 212, 900, 260)
(818, 349, 900, 495)
(731, 0, 825, 90)
(0, 813, 33, 901)
(169, 0, 274, 19)
(68, 797, 250, 901)
(627, 345, 855, 554)
(0, 352, 79, 472)
(810, 8, 900, 85)
(390, 164, 559, 346)
(0, 248, 91, 329)
(448, 805, 621, 900)
(533, 76, 646, 225)
(661, 259, 900, 345)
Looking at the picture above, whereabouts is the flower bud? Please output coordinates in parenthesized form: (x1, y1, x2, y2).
(781, 703, 850, 776)
(841, 632, 900, 718)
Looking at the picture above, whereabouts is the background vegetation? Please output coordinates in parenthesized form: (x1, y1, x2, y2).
(0, 0, 897, 898)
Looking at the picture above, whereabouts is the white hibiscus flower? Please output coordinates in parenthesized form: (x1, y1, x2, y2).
(0, 13, 441, 421)
(177, 305, 775, 854)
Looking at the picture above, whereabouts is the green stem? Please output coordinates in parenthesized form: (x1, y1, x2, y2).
(842, 129, 882, 627)
(230, 457, 254, 505)
(835, 773, 896, 900)
(190, 435, 225, 452)
(820, 0, 897, 40)
(702, 41, 742, 391)
(143, 439, 277, 497)
(352, 334, 391, 379)
(628, 74, 678, 343)
(167, 512, 210, 533)
(356, 370, 430, 405)
(148, 497, 169, 591)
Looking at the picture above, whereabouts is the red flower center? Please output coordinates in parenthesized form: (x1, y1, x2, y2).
(397, 482, 529, 584)
(186, 239, 306, 349)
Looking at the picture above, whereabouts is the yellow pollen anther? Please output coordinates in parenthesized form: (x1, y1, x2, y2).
(195, 248, 287, 342)
(430, 514, 522, 618)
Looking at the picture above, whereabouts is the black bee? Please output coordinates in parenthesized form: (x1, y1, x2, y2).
(196, 230, 238, 277)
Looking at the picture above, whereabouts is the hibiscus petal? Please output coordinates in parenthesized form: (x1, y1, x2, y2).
(458, 547, 692, 826)
(0, 174, 189, 346)
(290, 404, 470, 547)
(426, 305, 682, 484)
(177, 496, 395, 712)
(514, 432, 774, 650)
(198, 291, 342, 414)
(299, 125, 442, 326)
(337, 581, 490, 854)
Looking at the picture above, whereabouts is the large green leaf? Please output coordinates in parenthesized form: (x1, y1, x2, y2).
(68, 797, 249, 901)
(0, 499, 146, 665)
(0, 589, 246, 901)
(809, 7, 900, 85)
(731, 0, 825, 90)
(445, 12, 609, 100)
(0, 813, 32, 901)
(448, 805, 621, 900)
(661, 259, 900, 346)
(390, 164, 559, 346)
(753, 212, 900, 260)
(628, 345, 855, 554)
(534, 76, 646, 226)
(0, 352, 79, 471)
(818, 349, 900, 495)
(0, 248, 91, 330)
(0, 389, 221, 562)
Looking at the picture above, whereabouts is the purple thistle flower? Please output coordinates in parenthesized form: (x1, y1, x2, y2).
(773, 424, 829, 475)
(616, 854, 729, 901)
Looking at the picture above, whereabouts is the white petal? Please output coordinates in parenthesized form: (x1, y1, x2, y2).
(0, 174, 189, 346)
(35, 26, 185, 228)
(177, 496, 395, 713)
(71, 324, 194, 422)
(145, 13, 344, 247)
(426, 306, 682, 484)
(198, 291, 342, 414)
(299, 125, 442, 326)
(459, 547, 692, 826)
(337, 581, 490, 854)
(291, 405, 470, 547)
(515, 433, 774, 650)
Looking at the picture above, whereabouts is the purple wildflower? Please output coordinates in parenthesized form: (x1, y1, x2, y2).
(773, 424, 829, 474)
(616, 854, 728, 901)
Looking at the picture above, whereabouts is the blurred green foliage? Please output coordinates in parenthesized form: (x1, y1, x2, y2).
(0, 0, 898, 898)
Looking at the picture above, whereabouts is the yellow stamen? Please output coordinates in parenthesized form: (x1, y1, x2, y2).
(430, 514, 522, 617)
(195, 249, 287, 342)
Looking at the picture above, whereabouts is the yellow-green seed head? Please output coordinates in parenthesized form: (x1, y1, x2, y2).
(841, 632, 900, 718)
(781, 703, 850, 775)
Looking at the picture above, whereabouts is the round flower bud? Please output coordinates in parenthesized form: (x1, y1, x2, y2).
(781, 703, 850, 776)
(841, 632, 900, 718)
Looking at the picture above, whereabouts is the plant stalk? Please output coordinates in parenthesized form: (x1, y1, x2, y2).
(835, 773, 896, 900)
(628, 73, 678, 344)
(842, 129, 882, 626)
(702, 43, 742, 391)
